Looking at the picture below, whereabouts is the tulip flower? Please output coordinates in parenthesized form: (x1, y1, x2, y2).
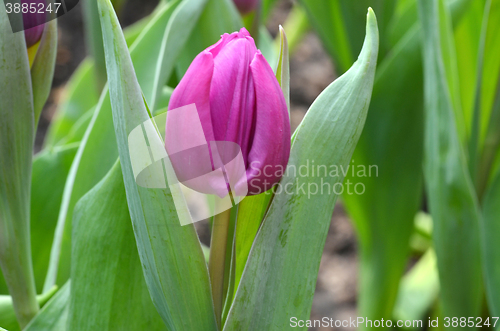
(233, 0, 259, 15)
(22, 0, 46, 48)
(166, 27, 290, 197)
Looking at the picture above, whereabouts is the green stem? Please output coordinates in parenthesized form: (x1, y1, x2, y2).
(0, 236, 39, 328)
(208, 208, 232, 329)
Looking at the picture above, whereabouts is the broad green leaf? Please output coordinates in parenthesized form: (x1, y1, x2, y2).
(343, 24, 423, 323)
(0, 287, 57, 331)
(98, 0, 217, 329)
(481, 169, 500, 317)
(31, 144, 79, 292)
(24, 283, 69, 331)
(224, 9, 378, 330)
(43, 91, 118, 292)
(393, 249, 439, 324)
(69, 162, 166, 330)
(150, 0, 212, 110)
(418, 0, 482, 318)
(44, 59, 99, 147)
(43, 0, 185, 292)
(31, 20, 57, 125)
(44, 15, 159, 148)
(0, 3, 39, 326)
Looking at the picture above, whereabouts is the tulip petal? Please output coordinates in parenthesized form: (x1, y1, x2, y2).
(243, 51, 290, 195)
(168, 51, 216, 143)
(209, 37, 258, 164)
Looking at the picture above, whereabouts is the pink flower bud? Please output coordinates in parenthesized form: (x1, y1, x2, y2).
(166, 28, 290, 197)
(22, 0, 46, 48)
(233, 0, 259, 15)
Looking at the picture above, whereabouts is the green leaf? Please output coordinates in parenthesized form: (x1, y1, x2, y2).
(83, 0, 107, 91)
(393, 249, 439, 324)
(31, 144, 79, 293)
(418, 0, 483, 318)
(481, 169, 500, 317)
(98, 0, 217, 329)
(43, 0, 185, 292)
(275, 26, 290, 116)
(69, 161, 166, 330)
(31, 20, 57, 125)
(44, 15, 158, 148)
(297, 0, 354, 73)
(24, 283, 69, 331)
(0, 3, 39, 326)
(44, 59, 99, 147)
(223, 9, 379, 330)
(128, 0, 180, 107)
(43, 91, 118, 292)
(233, 193, 272, 296)
(343, 24, 424, 323)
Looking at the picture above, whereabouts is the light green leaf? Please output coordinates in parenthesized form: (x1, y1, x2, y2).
(69, 161, 166, 330)
(393, 249, 439, 325)
(24, 283, 69, 331)
(43, 0, 185, 292)
(31, 20, 57, 125)
(98, 0, 217, 329)
(224, 9, 378, 330)
(44, 59, 99, 147)
(31, 144, 79, 292)
(0, 3, 39, 326)
(418, 0, 482, 318)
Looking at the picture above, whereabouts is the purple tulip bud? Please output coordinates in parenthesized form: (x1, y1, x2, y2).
(166, 28, 290, 197)
(233, 0, 259, 15)
(22, 0, 46, 48)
